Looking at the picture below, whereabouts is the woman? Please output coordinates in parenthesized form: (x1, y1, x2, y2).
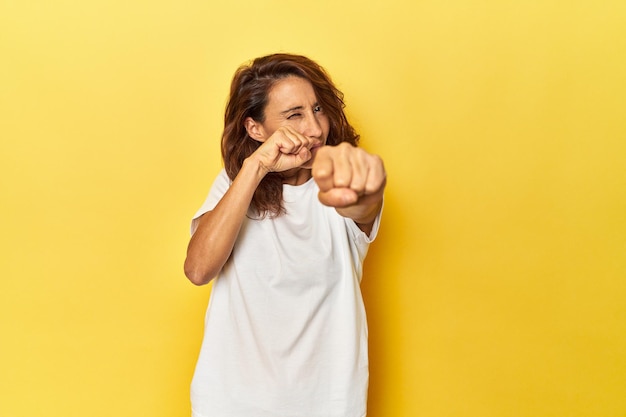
(184, 53, 386, 417)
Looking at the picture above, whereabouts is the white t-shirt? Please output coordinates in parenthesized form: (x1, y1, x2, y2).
(190, 169, 381, 417)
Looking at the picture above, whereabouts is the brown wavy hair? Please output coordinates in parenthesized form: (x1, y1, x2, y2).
(221, 53, 360, 217)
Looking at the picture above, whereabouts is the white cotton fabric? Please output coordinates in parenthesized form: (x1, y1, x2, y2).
(189, 169, 380, 417)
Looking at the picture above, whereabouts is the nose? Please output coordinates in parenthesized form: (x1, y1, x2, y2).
(303, 113, 323, 139)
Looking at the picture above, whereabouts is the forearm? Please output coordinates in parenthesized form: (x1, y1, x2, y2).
(335, 185, 384, 235)
(184, 158, 266, 285)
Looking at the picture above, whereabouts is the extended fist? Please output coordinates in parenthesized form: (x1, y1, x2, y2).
(312, 142, 386, 208)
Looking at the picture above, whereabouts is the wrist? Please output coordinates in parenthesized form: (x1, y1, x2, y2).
(242, 155, 269, 182)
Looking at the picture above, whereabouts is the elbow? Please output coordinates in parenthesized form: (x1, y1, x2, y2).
(183, 260, 215, 286)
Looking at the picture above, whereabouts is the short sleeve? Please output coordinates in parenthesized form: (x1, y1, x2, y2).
(344, 199, 384, 265)
(346, 199, 383, 242)
(190, 169, 232, 235)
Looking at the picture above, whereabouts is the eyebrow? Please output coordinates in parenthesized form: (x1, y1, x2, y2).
(279, 103, 319, 116)
(279, 106, 305, 115)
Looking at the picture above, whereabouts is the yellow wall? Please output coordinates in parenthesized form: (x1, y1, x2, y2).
(1, 0, 625, 416)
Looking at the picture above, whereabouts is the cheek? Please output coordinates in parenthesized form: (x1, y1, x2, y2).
(320, 116, 331, 138)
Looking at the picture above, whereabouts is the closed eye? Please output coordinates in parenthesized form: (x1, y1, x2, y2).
(287, 112, 302, 119)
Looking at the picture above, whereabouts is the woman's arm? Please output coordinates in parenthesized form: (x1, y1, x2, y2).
(184, 127, 320, 285)
(312, 142, 386, 236)
(183, 158, 265, 285)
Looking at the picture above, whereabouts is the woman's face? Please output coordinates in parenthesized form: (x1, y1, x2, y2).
(260, 76, 330, 146)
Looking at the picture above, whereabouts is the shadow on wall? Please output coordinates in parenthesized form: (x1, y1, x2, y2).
(361, 186, 414, 417)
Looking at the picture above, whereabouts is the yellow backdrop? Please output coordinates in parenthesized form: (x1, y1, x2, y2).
(1, 0, 625, 416)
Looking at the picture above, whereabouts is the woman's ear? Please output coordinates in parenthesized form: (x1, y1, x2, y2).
(245, 117, 267, 142)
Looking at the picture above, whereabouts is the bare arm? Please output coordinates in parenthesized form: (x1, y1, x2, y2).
(312, 142, 386, 236)
(184, 127, 320, 285)
(183, 159, 265, 285)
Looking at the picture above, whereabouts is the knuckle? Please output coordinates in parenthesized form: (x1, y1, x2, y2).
(313, 166, 331, 178)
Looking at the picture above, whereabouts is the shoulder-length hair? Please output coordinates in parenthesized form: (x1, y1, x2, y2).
(221, 53, 360, 217)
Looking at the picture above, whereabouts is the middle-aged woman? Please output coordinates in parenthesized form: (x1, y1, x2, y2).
(184, 53, 386, 417)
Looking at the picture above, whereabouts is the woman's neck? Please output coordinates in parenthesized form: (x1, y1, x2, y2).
(280, 168, 312, 186)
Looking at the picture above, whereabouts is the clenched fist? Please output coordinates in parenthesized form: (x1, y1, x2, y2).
(251, 126, 322, 174)
(312, 142, 386, 211)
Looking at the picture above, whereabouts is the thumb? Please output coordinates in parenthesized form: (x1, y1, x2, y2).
(318, 188, 359, 208)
